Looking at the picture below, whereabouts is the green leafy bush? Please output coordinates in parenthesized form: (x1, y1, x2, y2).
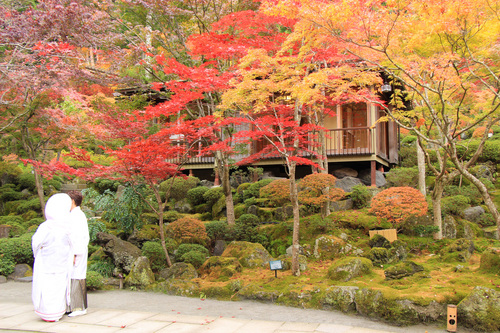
(16, 198, 41, 214)
(0, 188, 23, 202)
(444, 185, 483, 206)
(86, 270, 104, 290)
(350, 184, 372, 209)
(205, 221, 229, 241)
(441, 195, 471, 216)
(0, 233, 34, 265)
(243, 179, 273, 201)
(238, 214, 260, 227)
(202, 187, 224, 207)
(87, 258, 115, 278)
(18, 173, 36, 191)
(180, 251, 207, 268)
(0, 256, 15, 276)
(187, 186, 209, 206)
(142, 241, 168, 272)
(163, 210, 181, 223)
(385, 167, 419, 187)
(161, 176, 199, 202)
(175, 243, 209, 259)
(87, 217, 107, 242)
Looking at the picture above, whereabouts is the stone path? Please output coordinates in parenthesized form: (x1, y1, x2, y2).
(0, 280, 474, 333)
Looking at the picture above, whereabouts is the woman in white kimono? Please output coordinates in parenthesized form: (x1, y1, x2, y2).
(67, 190, 89, 317)
(31, 193, 73, 322)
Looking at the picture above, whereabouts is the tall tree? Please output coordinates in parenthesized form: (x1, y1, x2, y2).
(261, 0, 500, 237)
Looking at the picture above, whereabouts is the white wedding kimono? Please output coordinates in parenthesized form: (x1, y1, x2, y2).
(32, 193, 73, 322)
(68, 206, 89, 312)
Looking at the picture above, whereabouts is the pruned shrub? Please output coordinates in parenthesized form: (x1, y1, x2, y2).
(141, 241, 168, 272)
(298, 173, 345, 207)
(205, 221, 229, 242)
(260, 179, 291, 206)
(369, 187, 428, 227)
(166, 217, 209, 245)
(160, 176, 199, 202)
(441, 195, 471, 216)
(203, 187, 224, 207)
(385, 167, 419, 187)
(186, 186, 209, 206)
(0, 256, 15, 276)
(180, 251, 207, 268)
(238, 214, 260, 227)
(243, 179, 273, 200)
(176, 243, 209, 259)
(0, 233, 34, 265)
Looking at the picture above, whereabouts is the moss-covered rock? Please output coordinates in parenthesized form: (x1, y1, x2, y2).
(384, 261, 424, 280)
(124, 256, 155, 288)
(458, 287, 500, 332)
(199, 285, 234, 300)
(238, 283, 280, 302)
(323, 286, 359, 313)
(150, 280, 200, 297)
(199, 256, 242, 278)
(326, 257, 373, 282)
(368, 247, 392, 265)
(368, 234, 391, 248)
(439, 238, 475, 262)
(313, 235, 346, 259)
(222, 241, 272, 268)
(159, 262, 198, 280)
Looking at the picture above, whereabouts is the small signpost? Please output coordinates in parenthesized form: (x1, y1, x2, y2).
(269, 260, 283, 278)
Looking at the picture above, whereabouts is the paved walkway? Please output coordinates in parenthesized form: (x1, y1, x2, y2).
(0, 280, 469, 333)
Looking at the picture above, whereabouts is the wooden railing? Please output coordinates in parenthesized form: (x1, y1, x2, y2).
(172, 127, 374, 165)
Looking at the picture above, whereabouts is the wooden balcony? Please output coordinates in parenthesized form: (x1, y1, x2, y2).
(170, 127, 380, 166)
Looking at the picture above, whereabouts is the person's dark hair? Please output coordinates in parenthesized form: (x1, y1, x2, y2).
(67, 190, 83, 207)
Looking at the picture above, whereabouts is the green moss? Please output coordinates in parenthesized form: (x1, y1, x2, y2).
(478, 249, 500, 274)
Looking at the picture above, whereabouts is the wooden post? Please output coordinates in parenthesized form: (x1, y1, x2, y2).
(371, 160, 376, 187)
(447, 305, 457, 332)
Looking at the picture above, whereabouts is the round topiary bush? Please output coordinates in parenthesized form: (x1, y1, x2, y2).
(175, 243, 209, 259)
(166, 217, 209, 245)
(260, 179, 291, 206)
(0, 256, 15, 276)
(369, 187, 428, 227)
(141, 241, 168, 272)
(180, 251, 208, 268)
(187, 186, 209, 206)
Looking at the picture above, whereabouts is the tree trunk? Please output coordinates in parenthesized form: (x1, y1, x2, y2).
(288, 162, 301, 276)
(33, 168, 46, 218)
(431, 180, 443, 240)
(222, 161, 235, 225)
(318, 128, 331, 216)
(153, 187, 172, 267)
(417, 141, 426, 196)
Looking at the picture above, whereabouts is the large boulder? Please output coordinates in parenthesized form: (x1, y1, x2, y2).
(326, 257, 373, 282)
(358, 169, 387, 187)
(7, 264, 32, 281)
(95, 232, 142, 274)
(313, 236, 346, 259)
(462, 206, 485, 223)
(323, 286, 359, 313)
(160, 262, 198, 280)
(222, 241, 273, 268)
(384, 261, 424, 280)
(198, 256, 241, 278)
(333, 167, 358, 178)
(442, 215, 457, 239)
(439, 238, 475, 262)
(277, 254, 308, 271)
(334, 176, 363, 192)
(124, 256, 155, 288)
(330, 199, 353, 212)
(459, 287, 500, 332)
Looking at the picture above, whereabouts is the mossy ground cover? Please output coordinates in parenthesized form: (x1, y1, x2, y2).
(188, 249, 500, 308)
